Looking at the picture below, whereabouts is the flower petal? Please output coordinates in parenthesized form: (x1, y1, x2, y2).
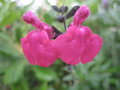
(80, 32, 103, 64)
(21, 38, 36, 65)
(21, 30, 58, 67)
(54, 26, 85, 65)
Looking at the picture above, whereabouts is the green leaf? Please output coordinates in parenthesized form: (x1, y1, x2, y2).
(33, 66, 57, 81)
(4, 61, 26, 84)
(0, 12, 18, 26)
(0, 33, 12, 42)
(10, 78, 29, 90)
(106, 66, 120, 73)
(110, 78, 120, 84)
(89, 0, 100, 14)
(63, 74, 73, 81)
(40, 82, 48, 90)
(0, 0, 4, 3)
(44, 13, 54, 25)
(0, 43, 20, 58)
(0, 0, 11, 23)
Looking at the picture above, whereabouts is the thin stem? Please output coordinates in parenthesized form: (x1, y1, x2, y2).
(63, 17, 66, 31)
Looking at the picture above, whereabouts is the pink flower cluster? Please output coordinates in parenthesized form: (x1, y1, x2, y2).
(21, 5, 103, 67)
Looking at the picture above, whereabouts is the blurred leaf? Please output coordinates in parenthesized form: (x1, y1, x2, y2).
(0, 43, 21, 59)
(33, 66, 57, 81)
(40, 82, 48, 90)
(0, 0, 4, 3)
(0, 33, 12, 42)
(44, 13, 54, 24)
(63, 74, 73, 81)
(89, 0, 99, 14)
(106, 66, 120, 73)
(110, 78, 120, 84)
(10, 79, 29, 90)
(20, 78, 29, 90)
(10, 85, 23, 90)
(4, 61, 26, 84)
(0, 0, 10, 23)
(0, 59, 11, 73)
(1, 12, 18, 26)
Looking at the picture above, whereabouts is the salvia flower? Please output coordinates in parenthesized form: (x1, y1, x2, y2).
(21, 11, 58, 67)
(21, 5, 103, 67)
(54, 5, 103, 65)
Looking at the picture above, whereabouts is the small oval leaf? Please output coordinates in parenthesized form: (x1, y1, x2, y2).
(33, 66, 57, 81)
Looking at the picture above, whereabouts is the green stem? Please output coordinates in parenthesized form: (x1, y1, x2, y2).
(63, 16, 66, 31)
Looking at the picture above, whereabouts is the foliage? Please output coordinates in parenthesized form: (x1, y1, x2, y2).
(0, 0, 120, 90)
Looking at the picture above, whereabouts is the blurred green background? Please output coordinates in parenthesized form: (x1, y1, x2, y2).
(0, 0, 120, 90)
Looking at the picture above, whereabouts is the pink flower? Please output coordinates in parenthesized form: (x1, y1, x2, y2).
(54, 5, 103, 65)
(21, 11, 58, 67)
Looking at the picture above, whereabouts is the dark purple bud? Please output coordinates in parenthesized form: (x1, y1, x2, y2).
(59, 6, 68, 14)
(52, 5, 60, 12)
(66, 6, 80, 19)
(56, 15, 65, 23)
